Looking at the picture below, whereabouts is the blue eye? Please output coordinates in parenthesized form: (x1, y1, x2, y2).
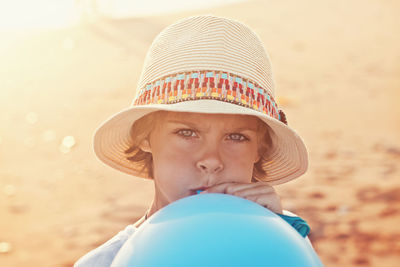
(228, 133, 248, 141)
(177, 129, 197, 137)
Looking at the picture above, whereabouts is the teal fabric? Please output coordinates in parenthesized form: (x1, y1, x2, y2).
(277, 214, 311, 238)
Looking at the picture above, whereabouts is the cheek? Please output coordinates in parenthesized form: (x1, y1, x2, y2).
(222, 145, 258, 178)
(156, 139, 196, 162)
(226, 156, 255, 172)
(224, 143, 259, 162)
(152, 141, 197, 178)
(152, 144, 198, 200)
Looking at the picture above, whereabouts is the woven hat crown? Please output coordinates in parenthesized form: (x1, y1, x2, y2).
(136, 15, 275, 100)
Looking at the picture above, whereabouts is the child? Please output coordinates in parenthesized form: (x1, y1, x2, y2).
(75, 15, 312, 266)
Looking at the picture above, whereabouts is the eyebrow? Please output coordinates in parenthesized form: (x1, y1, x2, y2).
(166, 119, 258, 132)
(166, 120, 206, 131)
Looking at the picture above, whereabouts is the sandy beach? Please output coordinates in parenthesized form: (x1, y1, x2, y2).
(1, 0, 399, 266)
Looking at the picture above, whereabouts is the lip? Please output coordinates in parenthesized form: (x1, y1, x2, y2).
(190, 186, 209, 195)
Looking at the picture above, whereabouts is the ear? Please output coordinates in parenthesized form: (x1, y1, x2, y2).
(139, 139, 152, 153)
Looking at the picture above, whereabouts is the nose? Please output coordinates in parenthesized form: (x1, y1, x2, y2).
(196, 149, 224, 175)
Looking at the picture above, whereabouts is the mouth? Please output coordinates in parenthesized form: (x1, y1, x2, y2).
(190, 187, 209, 195)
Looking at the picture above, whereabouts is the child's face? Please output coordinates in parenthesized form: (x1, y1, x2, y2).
(141, 112, 261, 208)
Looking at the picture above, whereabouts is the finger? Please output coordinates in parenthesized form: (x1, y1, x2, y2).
(244, 194, 282, 214)
(204, 182, 254, 194)
(204, 181, 274, 194)
(230, 183, 276, 197)
(233, 188, 280, 208)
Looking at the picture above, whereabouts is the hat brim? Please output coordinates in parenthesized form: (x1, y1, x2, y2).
(93, 100, 308, 185)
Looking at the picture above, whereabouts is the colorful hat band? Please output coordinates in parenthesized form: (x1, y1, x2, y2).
(134, 71, 282, 121)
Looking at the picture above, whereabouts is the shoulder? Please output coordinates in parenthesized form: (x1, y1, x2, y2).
(282, 209, 298, 217)
(281, 210, 314, 248)
(74, 224, 137, 267)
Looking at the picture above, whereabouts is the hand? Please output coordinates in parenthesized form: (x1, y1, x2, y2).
(201, 181, 283, 214)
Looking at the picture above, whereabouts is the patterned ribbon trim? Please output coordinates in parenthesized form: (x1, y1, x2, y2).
(134, 71, 281, 120)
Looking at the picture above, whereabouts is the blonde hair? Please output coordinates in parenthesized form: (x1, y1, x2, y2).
(124, 111, 273, 182)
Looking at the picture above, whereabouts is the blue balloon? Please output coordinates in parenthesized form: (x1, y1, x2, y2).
(112, 194, 323, 267)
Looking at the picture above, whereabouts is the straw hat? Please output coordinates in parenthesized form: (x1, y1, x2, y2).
(93, 15, 308, 185)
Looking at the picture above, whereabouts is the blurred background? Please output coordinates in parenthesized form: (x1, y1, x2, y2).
(0, 0, 399, 266)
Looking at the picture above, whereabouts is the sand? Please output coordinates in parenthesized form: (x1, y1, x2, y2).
(1, 0, 399, 266)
